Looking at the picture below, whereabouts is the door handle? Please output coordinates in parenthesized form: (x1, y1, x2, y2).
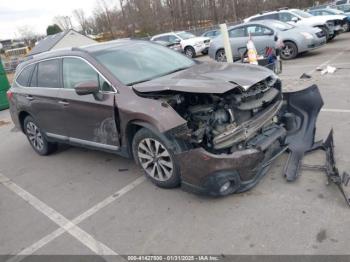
(25, 95, 34, 101)
(58, 100, 69, 106)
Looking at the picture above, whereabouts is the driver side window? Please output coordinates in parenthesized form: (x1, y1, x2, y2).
(279, 12, 296, 22)
(169, 35, 180, 43)
(63, 57, 113, 92)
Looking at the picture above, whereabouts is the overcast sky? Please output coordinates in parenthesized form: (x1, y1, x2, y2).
(0, 0, 114, 39)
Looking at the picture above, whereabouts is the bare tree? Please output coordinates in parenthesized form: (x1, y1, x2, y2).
(73, 9, 89, 34)
(96, 0, 116, 38)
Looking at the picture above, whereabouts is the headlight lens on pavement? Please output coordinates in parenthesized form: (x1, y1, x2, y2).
(300, 32, 314, 40)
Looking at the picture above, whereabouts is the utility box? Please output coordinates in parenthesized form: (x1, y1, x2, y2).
(0, 57, 10, 110)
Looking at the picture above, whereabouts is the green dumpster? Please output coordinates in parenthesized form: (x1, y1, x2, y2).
(0, 57, 10, 110)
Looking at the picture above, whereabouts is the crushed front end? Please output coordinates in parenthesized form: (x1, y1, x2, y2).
(170, 83, 323, 196)
(134, 63, 349, 204)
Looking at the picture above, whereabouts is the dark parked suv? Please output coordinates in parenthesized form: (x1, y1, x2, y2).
(7, 40, 324, 196)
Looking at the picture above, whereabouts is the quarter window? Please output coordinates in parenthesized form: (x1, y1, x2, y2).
(16, 64, 34, 87)
(37, 59, 60, 88)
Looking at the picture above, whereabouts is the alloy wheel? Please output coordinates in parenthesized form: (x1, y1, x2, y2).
(26, 121, 44, 151)
(137, 138, 174, 182)
(216, 50, 227, 62)
(185, 48, 194, 58)
(282, 44, 294, 59)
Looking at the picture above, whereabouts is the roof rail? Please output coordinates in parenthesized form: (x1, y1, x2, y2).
(277, 7, 289, 11)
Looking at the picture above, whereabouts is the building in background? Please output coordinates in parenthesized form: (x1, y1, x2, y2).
(29, 29, 96, 56)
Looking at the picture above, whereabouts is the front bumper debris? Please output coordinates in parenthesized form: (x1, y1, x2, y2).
(177, 85, 349, 206)
(302, 130, 350, 207)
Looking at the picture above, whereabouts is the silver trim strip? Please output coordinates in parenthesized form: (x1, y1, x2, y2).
(46, 133, 119, 151)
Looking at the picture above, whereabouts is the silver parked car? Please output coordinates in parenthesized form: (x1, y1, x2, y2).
(208, 20, 326, 61)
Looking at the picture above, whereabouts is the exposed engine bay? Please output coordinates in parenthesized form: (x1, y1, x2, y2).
(138, 75, 282, 154)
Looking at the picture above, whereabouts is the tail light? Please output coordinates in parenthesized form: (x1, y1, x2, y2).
(6, 90, 13, 101)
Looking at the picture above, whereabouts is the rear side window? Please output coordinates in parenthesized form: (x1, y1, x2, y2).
(229, 27, 246, 37)
(37, 59, 60, 88)
(16, 65, 34, 87)
(30, 65, 38, 87)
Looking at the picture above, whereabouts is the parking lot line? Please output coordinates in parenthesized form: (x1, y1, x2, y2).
(3, 174, 145, 261)
(0, 173, 119, 257)
(322, 108, 350, 113)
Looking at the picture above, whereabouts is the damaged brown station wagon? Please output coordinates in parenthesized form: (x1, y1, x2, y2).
(8, 40, 326, 196)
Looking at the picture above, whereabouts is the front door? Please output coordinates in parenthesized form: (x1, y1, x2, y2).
(58, 57, 120, 150)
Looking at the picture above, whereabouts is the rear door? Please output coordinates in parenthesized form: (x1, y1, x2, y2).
(245, 25, 275, 54)
(16, 59, 65, 135)
(228, 27, 248, 59)
(58, 57, 120, 150)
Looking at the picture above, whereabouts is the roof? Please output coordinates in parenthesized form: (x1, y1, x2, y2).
(29, 31, 69, 56)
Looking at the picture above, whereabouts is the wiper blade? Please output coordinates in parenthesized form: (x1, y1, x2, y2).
(127, 79, 153, 86)
(128, 67, 190, 86)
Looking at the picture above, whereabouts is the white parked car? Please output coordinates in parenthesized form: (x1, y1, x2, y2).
(245, 8, 346, 40)
(151, 31, 211, 58)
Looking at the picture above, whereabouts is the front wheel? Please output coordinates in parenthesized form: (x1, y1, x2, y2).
(132, 128, 181, 188)
(24, 116, 57, 155)
(184, 46, 196, 58)
(281, 41, 298, 60)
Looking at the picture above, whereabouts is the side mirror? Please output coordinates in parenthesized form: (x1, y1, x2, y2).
(291, 17, 299, 23)
(74, 81, 99, 95)
(274, 35, 278, 42)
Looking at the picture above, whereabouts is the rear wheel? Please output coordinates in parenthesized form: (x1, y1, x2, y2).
(215, 49, 227, 62)
(23, 116, 57, 155)
(132, 128, 181, 188)
(281, 41, 298, 60)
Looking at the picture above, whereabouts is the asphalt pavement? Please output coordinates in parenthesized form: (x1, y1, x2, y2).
(1, 33, 350, 258)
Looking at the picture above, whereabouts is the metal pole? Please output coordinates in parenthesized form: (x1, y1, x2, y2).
(219, 23, 233, 63)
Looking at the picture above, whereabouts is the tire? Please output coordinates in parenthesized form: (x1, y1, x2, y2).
(281, 41, 298, 60)
(184, 46, 196, 58)
(132, 128, 182, 189)
(321, 26, 331, 42)
(215, 49, 227, 62)
(23, 116, 57, 156)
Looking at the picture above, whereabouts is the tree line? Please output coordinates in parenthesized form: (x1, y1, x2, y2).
(53, 0, 329, 38)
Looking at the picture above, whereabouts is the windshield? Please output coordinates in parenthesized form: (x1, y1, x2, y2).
(93, 42, 195, 86)
(176, 32, 196, 40)
(268, 20, 294, 31)
(292, 9, 313, 18)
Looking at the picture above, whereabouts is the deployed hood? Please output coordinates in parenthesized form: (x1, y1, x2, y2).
(133, 62, 274, 94)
